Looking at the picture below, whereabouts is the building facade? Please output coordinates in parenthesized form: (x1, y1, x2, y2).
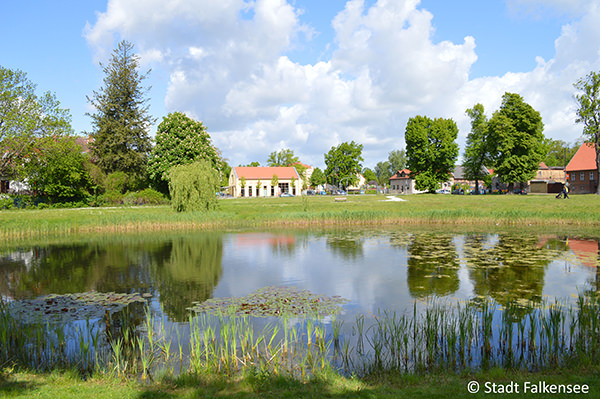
(228, 166, 302, 197)
(565, 143, 598, 194)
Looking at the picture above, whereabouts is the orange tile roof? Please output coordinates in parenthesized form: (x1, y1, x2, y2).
(234, 166, 300, 180)
(566, 143, 597, 172)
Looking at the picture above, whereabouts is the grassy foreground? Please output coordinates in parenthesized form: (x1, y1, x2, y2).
(1, 193, 599, 239)
(2, 367, 600, 399)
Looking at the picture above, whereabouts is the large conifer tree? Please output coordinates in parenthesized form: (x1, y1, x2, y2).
(87, 40, 154, 179)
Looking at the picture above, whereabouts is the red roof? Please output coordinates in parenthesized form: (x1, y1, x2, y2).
(233, 166, 300, 180)
(566, 143, 597, 172)
(390, 169, 411, 180)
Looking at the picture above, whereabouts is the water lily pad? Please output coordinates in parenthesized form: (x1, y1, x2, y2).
(188, 286, 348, 317)
(5, 291, 147, 324)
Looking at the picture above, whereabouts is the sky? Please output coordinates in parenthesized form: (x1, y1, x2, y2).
(2, 0, 600, 170)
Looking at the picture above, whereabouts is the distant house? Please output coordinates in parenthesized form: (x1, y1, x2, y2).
(565, 143, 598, 194)
(529, 162, 565, 194)
(389, 169, 427, 194)
(229, 166, 301, 197)
(451, 166, 490, 192)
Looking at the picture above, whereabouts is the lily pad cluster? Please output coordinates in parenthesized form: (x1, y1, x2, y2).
(188, 286, 348, 317)
(4, 291, 148, 323)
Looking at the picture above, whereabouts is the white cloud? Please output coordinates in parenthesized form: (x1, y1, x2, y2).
(85, 0, 600, 168)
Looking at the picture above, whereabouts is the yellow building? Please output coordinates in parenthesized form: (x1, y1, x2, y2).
(229, 167, 302, 197)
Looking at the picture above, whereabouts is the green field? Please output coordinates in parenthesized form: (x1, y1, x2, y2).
(1, 193, 599, 240)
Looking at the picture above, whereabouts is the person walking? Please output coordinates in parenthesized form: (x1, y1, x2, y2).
(562, 184, 569, 199)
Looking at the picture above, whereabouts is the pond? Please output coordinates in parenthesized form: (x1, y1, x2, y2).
(1, 228, 599, 375)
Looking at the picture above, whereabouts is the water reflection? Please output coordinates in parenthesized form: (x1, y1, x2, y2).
(406, 234, 459, 298)
(0, 231, 598, 323)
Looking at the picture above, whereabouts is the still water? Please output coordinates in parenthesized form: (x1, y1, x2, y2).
(1, 229, 598, 323)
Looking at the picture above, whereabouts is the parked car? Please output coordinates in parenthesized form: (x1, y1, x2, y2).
(513, 188, 528, 195)
(336, 190, 347, 195)
(436, 189, 450, 194)
(280, 192, 294, 197)
(451, 189, 465, 195)
(317, 190, 327, 195)
(305, 190, 316, 196)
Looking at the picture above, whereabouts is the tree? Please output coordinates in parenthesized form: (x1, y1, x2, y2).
(309, 167, 326, 188)
(26, 136, 92, 202)
(324, 141, 364, 189)
(387, 149, 407, 175)
(148, 112, 222, 195)
(267, 148, 299, 166)
(487, 93, 545, 191)
(87, 40, 154, 180)
(362, 167, 378, 184)
(374, 161, 391, 185)
(574, 71, 600, 194)
(405, 116, 459, 192)
(169, 160, 219, 212)
(542, 138, 579, 167)
(270, 174, 279, 195)
(463, 104, 492, 194)
(0, 66, 72, 178)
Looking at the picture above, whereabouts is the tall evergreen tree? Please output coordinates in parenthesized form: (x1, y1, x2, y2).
(87, 40, 154, 180)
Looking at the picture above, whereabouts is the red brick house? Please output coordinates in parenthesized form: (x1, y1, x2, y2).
(565, 143, 598, 194)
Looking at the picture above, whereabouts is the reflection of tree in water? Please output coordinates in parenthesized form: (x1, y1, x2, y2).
(0, 239, 166, 299)
(407, 233, 459, 298)
(464, 234, 562, 306)
(325, 232, 364, 260)
(151, 233, 223, 322)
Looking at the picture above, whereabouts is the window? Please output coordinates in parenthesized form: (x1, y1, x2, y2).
(591, 172, 595, 181)
(572, 174, 576, 181)
(248, 186, 252, 196)
(581, 172, 585, 181)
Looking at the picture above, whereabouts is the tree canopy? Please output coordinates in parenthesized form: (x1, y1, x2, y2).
(574, 70, 600, 194)
(148, 112, 222, 195)
(26, 137, 92, 202)
(463, 103, 491, 194)
(87, 40, 154, 180)
(309, 167, 326, 188)
(405, 115, 459, 192)
(374, 161, 391, 185)
(324, 141, 364, 189)
(0, 66, 72, 178)
(487, 93, 545, 190)
(169, 160, 219, 212)
(387, 149, 407, 175)
(267, 149, 299, 167)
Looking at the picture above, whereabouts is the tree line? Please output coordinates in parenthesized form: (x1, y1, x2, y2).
(2, 40, 600, 212)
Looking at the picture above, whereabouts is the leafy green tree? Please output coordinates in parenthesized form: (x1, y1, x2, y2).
(26, 137, 91, 202)
(87, 40, 154, 180)
(270, 174, 279, 194)
(0, 66, 72, 178)
(574, 71, 600, 194)
(309, 167, 326, 188)
(405, 116, 459, 192)
(542, 138, 579, 167)
(169, 161, 219, 212)
(374, 161, 391, 185)
(487, 93, 545, 192)
(463, 104, 492, 194)
(148, 112, 222, 195)
(387, 149, 407, 175)
(324, 141, 364, 189)
(242, 161, 260, 167)
(362, 167, 377, 184)
(267, 148, 299, 166)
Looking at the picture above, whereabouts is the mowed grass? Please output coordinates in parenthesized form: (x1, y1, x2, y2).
(1, 193, 599, 239)
(3, 367, 600, 399)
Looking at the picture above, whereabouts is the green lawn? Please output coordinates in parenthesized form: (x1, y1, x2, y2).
(3, 367, 600, 399)
(1, 193, 599, 240)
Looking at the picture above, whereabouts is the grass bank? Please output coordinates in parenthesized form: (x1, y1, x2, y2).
(2, 367, 600, 398)
(1, 194, 599, 239)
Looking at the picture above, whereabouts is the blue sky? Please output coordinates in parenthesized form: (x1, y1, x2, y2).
(1, 0, 598, 168)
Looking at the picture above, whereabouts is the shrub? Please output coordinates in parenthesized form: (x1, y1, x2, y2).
(104, 172, 129, 194)
(123, 189, 169, 206)
(169, 161, 219, 212)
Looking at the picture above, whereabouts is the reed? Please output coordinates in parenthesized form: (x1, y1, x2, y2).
(3, 293, 600, 382)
